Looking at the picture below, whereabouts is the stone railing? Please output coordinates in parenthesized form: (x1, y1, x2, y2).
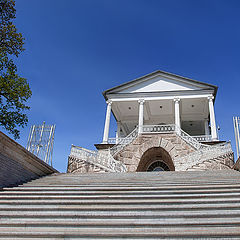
(142, 124, 176, 133)
(110, 126, 139, 156)
(176, 126, 202, 150)
(108, 138, 131, 144)
(177, 142, 233, 171)
(142, 124, 202, 150)
(192, 135, 212, 142)
(109, 124, 211, 152)
(70, 145, 127, 172)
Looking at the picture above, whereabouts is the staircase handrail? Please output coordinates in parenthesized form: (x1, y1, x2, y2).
(110, 126, 139, 156)
(175, 125, 202, 150)
(142, 124, 203, 150)
(177, 141, 233, 171)
(70, 145, 127, 172)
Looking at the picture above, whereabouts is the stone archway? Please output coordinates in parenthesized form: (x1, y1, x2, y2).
(136, 147, 175, 172)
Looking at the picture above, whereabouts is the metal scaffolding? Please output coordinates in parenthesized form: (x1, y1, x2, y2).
(26, 122, 56, 166)
(233, 117, 240, 159)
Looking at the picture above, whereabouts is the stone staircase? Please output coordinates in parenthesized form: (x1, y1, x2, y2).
(1, 170, 240, 239)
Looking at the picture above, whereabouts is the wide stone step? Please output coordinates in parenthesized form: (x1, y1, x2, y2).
(3, 186, 240, 195)
(21, 173, 240, 179)
(0, 198, 239, 207)
(2, 188, 240, 196)
(1, 192, 240, 200)
(1, 170, 240, 239)
(0, 226, 240, 239)
(21, 170, 239, 179)
(1, 197, 240, 205)
(1, 202, 240, 211)
(4, 183, 240, 191)
(8, 181, 240, 189)
(1, 217, 240, 226)
(0, 209, 240, 218)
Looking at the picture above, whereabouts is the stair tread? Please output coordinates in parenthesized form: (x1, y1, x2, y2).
(1, 170, 240, 238)
(0, 226, 240, 237)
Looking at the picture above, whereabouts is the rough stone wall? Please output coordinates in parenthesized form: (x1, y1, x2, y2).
(233, 157, 240, 171)
(67, 156, 107, 174)
(186, 152, 234, 171)
(114, 133, 195, 172)
(67, 133, 235, 173)
(114, 133, 234, 172)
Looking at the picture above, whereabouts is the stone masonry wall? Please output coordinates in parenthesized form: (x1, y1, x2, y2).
(114, 133, 195, 172)
(67, 156, 108, 174)
(186, 152, 234, 171)
(114, 133, 234, 172)
(67, 133, 234, 173)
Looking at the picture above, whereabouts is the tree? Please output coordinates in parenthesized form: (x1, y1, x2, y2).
(0, 0, 31, 139)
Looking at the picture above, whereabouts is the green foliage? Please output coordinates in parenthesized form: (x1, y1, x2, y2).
(0, 0, 31, 139)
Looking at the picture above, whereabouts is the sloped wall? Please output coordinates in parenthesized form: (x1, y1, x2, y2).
(0, 131, 58, 189)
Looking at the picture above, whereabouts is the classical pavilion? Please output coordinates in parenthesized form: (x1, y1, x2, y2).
(68, 70, 234, 173)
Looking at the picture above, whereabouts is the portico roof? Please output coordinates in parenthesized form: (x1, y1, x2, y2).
(103, 70, 218, 100)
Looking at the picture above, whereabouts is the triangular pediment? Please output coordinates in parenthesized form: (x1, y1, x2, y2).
(103, 70, 217, 97)
(118, 75, 200, 93)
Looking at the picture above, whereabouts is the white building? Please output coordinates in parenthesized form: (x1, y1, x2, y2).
(102, 70, 218, 144)
(68, 70, 234, 173)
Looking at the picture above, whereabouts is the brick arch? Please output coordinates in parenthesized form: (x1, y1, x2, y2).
(136, 146, 175, 172)
(130, 136, 178, 172)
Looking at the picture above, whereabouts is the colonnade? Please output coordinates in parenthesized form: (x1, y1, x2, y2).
(102, 96, 217, 143)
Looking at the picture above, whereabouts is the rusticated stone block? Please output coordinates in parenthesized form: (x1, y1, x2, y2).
(160, 138, 168, 149)
(165, 142, 174, 152)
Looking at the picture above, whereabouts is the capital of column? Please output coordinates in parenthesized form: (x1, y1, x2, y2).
(207, 96, 214, 102)
(138, 99, 145, 104)
(106, 100, 112, 105)
(174, 98, 180, 103)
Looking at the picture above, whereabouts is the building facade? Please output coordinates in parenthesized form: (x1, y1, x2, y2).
(68, 70, 234, 173)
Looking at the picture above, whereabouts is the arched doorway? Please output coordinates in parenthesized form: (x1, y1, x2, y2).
(147, 160, 170, 171)
(136, 147, 175, 172)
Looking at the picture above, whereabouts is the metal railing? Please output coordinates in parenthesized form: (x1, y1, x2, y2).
(70, 145, 127, 172)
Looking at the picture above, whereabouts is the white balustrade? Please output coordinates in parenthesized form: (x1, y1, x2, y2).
(110, 126, 139, 156)
(142, 124, 201, 150)
(142, 124, 176, 133)
(109, 124, 213, 154)
(192, 135, 212, 142)
(70, 145, 127, 172)
(108, 138, 129, 144)
(177, 142, 233, 171)
(70, 124, 227, 173)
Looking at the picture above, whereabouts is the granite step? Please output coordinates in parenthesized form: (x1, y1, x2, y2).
(1, 170, 240, 239)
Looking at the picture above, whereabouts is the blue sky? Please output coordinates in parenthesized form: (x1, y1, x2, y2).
(3, 0, 240, 172)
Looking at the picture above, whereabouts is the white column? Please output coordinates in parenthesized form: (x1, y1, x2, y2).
(138, 99, 145, 134)
(116, 121, 121, 144)
(102, 100, 112, 143)
(204, 119, 210, 136)
(208, 96, 217, 140)
(174, 98, 181, 131)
